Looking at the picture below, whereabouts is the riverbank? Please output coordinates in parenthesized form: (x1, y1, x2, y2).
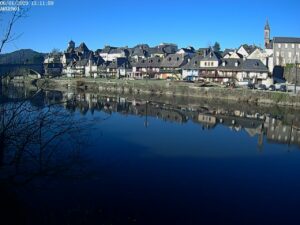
(10, 76, 300, 108)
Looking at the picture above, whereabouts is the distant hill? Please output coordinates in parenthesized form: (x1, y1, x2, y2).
(0, 49, 46, 64)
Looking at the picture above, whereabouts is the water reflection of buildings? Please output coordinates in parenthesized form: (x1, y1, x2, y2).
(57, 90, 300, 149)
(3, 85, 300, 149)
(265, 117, 300, 146)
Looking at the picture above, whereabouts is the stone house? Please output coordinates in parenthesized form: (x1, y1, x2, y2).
(273, 37, 300, 66)
(159, 54, 190, 79)
(131, 56, 162, 79)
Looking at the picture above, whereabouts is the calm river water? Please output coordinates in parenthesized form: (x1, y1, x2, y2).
(1, 84, 300, 225)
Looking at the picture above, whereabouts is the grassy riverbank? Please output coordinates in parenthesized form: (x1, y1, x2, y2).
(28, 77, 300, 108)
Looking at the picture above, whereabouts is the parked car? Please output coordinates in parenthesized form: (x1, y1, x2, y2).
(257, 84, 267, 90)
(279, 85, 287, 92)
(268, 85, 276, 91)
(247, 83, 255, 89)
(183, 76, 197, 83)
(275, 83, 283, 90)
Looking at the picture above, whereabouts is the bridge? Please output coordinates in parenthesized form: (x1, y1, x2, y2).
(0, 64, 44, 77)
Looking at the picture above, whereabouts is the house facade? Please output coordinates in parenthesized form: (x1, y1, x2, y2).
(132, 56, 162, 79)
(273, 37, 300, 66)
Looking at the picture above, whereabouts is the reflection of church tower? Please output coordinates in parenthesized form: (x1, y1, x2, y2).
(264, 20, 270, 48)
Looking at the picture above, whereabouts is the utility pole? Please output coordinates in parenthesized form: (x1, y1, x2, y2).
(296, 60, 298, 94)
(294, 45, 298, 94)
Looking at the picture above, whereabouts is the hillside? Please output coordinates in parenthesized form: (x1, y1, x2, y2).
(0, 49, 46, 64)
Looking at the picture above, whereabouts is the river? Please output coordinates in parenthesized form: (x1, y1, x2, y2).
(1, 83, 300, 225)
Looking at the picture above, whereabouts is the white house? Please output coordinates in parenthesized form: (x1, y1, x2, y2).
(248, 48, 274, 73)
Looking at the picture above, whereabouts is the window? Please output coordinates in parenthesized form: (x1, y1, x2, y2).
(205, 62, 207, 66)
(278, 44, 281, 48)
(276, 52, 279, 57)
(285, 43, 288, 48)
(292, 44, 295, 48)
(299, 44, 300, 49)
(288, 52, 292, 58)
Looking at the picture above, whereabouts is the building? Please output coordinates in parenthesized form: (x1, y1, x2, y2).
(199, 51, 221, 80)
(99, 46, 129, 61)
(218, 58, 270, 85)
(131, 56, 162, 79)
(181, 55, 203, 79)
(159, 53, 190, 79)
(273, 37, 300, 66)
(264, 20, 272, 49)
(248, 48, 274, 73)
(237, 45, 258, 58)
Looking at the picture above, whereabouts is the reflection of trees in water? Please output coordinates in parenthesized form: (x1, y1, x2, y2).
(0, 88, 109, 225)
(0, 91, 91, 186)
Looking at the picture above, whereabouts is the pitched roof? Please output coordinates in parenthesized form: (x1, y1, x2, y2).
(132, 47, 148, 57)
(238, 44, 259, 55)
(132, 56, 162, 68)
(218, 59, 268, 72)
(107, 58, 128, 69)
(160, 54, 190, 68)
(202, 50, 222, 61)
(265, 20, 270, 30)
(182, 55, 204, 70)
(75, 42, 89, 53)
(273, 37, 300, 44)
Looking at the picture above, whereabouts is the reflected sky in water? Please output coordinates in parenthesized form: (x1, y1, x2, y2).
(2, 85, 300, 225)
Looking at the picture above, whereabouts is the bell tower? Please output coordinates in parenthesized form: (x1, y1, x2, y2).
(264, 19, 270, 48)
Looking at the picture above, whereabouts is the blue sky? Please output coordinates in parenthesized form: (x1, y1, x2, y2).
(2, 0, 300, 53)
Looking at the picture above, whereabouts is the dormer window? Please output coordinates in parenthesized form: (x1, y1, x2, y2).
(194, 61, 198, 65)
(235, 61, 239, 67)
(177, 57, 180, 61)
(168, 57, 172, 61)
(222, 61, 226, 66)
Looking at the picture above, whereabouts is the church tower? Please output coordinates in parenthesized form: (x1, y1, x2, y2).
(67, 40, 75, 53)
(264, 19, 270, 48)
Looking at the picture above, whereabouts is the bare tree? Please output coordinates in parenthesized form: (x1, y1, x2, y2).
(0, 85, 94, 186)
(0, 0, 31, 53)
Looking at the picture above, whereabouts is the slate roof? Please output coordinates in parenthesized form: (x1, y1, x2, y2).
(100, 46, 117, 54)
(202, 51, 222, 61)
(132, 47, 148, 57)
(222, 49, 235, 57)
(273, 37, 300, 44)
(74, 59, 89, 67)
(239, 44, 259, 54)
(218, 59, 268, 72)
(148, 47, 165, 55)
(110, 48, 126, 54)
(160, 54, 190, 68)
(93, 56, 105, 66)
(133, 44, 150, 51)
(132, 56, 162, 68)
(75, 42, 89, 53)
(182, 55, 204, 70)
(107, 58, 128, 69)
(178, 47, 196, 54)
